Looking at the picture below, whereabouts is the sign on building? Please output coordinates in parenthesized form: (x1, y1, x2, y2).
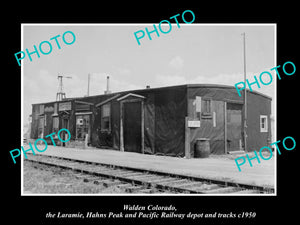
(59, 102, 72, 111)
(188, 120, 201, 128)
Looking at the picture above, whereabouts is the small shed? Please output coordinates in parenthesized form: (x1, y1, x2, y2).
(30, 84, 272, 157)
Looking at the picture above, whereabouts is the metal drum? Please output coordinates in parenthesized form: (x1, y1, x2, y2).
(195, 138, 210, 158)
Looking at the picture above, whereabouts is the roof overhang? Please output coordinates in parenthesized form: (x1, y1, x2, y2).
(117, 93, 145, 101)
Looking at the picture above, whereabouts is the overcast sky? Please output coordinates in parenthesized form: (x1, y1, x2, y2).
(22, 24, 275, 124)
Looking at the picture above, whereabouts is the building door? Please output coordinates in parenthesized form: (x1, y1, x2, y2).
(226, 103, 243, 152)
(123, 101, 142, 153)
(62, 118, 69, 130)
(61, 117, 69, 146)
(76, 114, 90, 142)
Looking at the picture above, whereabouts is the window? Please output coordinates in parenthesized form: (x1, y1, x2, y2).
(201, 99, 213, 119)
(260, 115, 268, 132)
(101, 103, 111, 131)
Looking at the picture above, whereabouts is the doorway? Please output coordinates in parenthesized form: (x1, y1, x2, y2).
(226, 103, 243, 152)
(76, 114, 91, 142)
(38, 116, 44, 139)
(123, 101, 142, 153)
(119, 93, 145, 153)
(61, 117, 69, 146)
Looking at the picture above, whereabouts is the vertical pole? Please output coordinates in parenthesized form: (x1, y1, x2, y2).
(141, 101, 145, 154)
(120, 102, 124, 152)
(84, 134, 88, 149)
(242, 32, 247, 152)
(224, 102, 227, 154)
(87, 73, 90, 97)
(107, 76, 110, 93)
(185, 117, 191, 159)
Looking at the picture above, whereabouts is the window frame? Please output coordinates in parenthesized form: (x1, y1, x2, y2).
(203, 99, 212, 113)
(200, 98, 213, 119)
(260, 115, 268, 132)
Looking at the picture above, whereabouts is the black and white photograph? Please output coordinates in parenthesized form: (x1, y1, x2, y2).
(21, 24, 276, 196)
(4, 5, 297, 225)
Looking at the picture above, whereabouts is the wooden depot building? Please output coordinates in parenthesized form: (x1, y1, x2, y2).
(30, 84, 272, 158)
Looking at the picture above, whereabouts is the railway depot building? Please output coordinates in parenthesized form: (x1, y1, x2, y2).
(30, 84, 272, 158)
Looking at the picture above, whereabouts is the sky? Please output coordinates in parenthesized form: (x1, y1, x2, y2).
(22, 24, 275, 124)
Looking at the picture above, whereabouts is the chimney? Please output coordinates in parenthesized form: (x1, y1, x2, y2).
(104, 75, 111, 94)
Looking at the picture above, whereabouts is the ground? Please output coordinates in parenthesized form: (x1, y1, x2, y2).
(22, 144, 275, 194)
(23, 160, 125, 194)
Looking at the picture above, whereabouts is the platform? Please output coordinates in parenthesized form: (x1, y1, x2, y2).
(23, 145, 275, 188)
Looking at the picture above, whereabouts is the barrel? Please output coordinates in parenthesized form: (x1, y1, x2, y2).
(194, 138, 210, 158)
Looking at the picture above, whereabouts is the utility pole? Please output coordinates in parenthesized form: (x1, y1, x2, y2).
(87, 73, 90, 96)
(242, 32, 247, 152)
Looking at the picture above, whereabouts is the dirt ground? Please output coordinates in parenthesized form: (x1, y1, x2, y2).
(22, 144, 275, 189)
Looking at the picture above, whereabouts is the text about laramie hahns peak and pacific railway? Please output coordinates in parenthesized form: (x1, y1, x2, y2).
(45, 204, 256, 220)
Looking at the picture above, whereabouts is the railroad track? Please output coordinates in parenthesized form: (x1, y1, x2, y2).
(24, 154, 274, 194)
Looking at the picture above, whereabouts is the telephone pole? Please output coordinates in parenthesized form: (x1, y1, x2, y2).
(87, 73, 90, 96)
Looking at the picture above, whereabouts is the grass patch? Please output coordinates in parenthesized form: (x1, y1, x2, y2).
(23, 161, 126, 194)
